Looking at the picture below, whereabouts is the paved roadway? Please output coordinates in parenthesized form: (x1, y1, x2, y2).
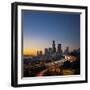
(37, 59, 67, 76)
(45, 59, 67, 67)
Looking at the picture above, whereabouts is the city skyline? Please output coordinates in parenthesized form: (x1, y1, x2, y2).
(22, 10, 80, 56)
(23, 40, 63, 56)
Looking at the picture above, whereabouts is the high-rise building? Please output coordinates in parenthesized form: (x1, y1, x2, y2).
(52, 40, 56, 53)
(64, 47, 69, 55)
(57, 44, 62, 54)
(37, 51, 39, 56)
(37, 50, 43, 56)
(48, 48, 52, 55)
(45, 48, 48, 56)
(39, 51, 43, 56)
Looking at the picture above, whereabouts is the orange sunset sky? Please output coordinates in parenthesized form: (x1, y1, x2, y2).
(23, 48, 44, 56)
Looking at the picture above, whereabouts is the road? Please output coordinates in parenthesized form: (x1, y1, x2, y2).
(45, 59, 67, 67)
(37, 69, 48, 76)
(37, 59, 67, 76)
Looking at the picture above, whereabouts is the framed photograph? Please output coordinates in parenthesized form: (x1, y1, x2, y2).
(11, 2, 88, 87)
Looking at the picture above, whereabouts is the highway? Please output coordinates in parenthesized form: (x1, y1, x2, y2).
(45, 59, 67, 67)
(37, 59, 67, 76)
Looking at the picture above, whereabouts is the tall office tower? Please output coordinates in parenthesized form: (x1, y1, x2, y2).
(37, 51, 40, 56)
(64, 47, 69, 55)
(39, 51, 43, 56)
(45, 48, 48, 56)
(48, 48, 52, 55)
(57, 44, 62, 54)
(52, 40, 56, 53)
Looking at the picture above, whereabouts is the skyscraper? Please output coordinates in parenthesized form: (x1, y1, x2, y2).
(39, 51, 43, 56)
(64, 47, 69, 55)
(57, 44, 62, 54)
(37, 50, 43, 56)
(37, 51, 40, 56)
(48, 48, 52, 55)
(52, 40, 56, 53)
(45, 48, 48, 56)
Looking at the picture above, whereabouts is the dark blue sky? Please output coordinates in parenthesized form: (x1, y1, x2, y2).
(22, 10, 80, 52)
